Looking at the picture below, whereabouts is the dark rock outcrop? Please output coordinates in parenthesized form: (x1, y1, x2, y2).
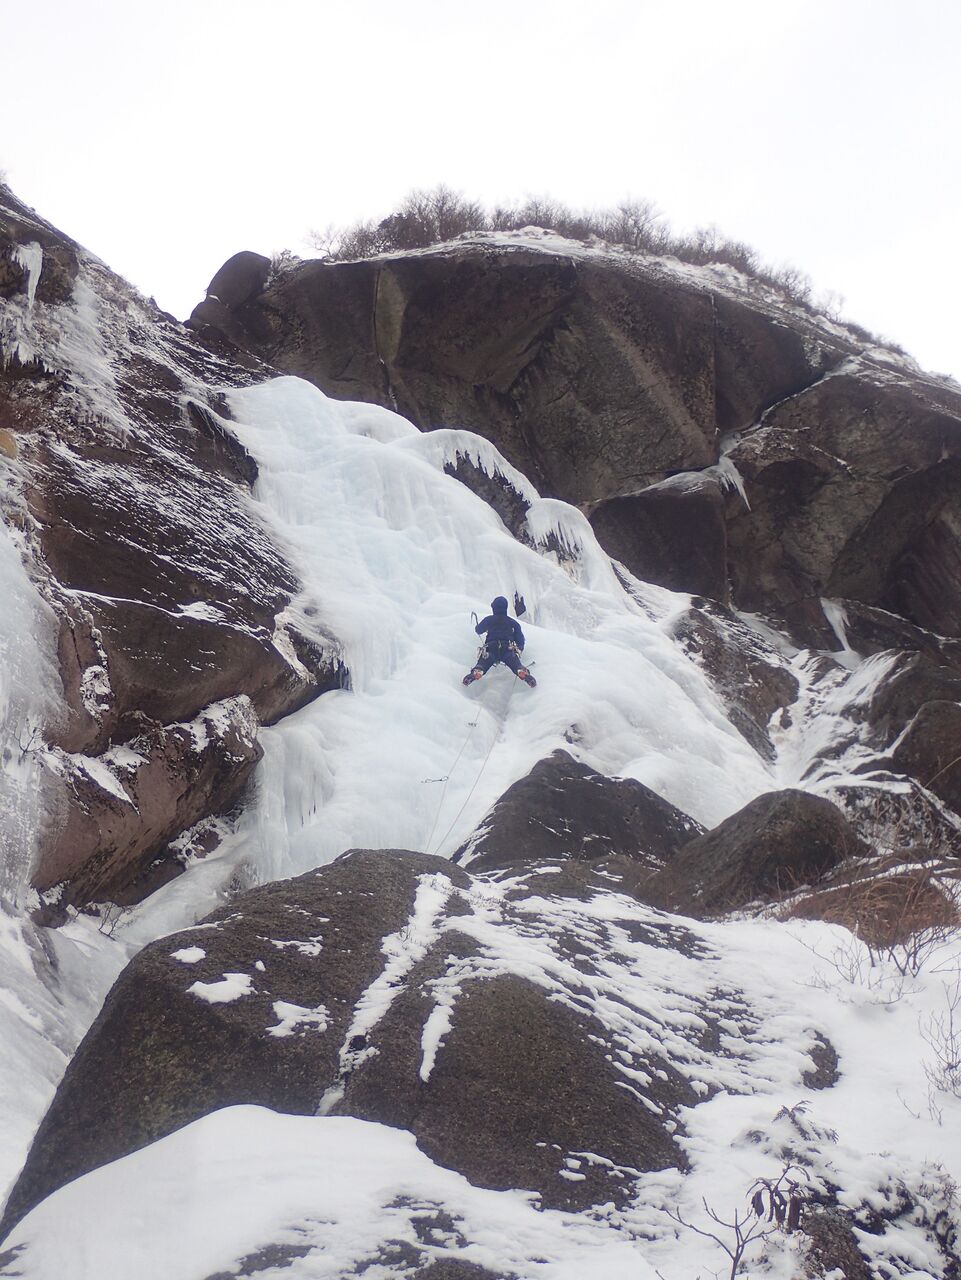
(588, 473, 729, 600)
(443, 454, 533, 544)
(647, 789, 866, 915)
(205, 251, 271, 309)
(453, 749, 703, 872)
(890, 702, 961, 814)
(863, 652, 961, 741)
(831, 600, 961, 672)
(726, 374, 961, 638)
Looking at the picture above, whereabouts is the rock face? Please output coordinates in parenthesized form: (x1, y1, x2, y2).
(454, 749, 703, 872)
(0, 188, 344, 907)
(891, 702, 961, 814)
(4, 846, 830, 1238)
(831, 600, 961, 672)
(725, 374, 961, 637)
(588, 473, 729, 600)
(40, 698, 262, 904)
(668, 602, 800, 760)
(647, 789, 866, 915)
(186, 243, 846, 510)
(186, 235, 961, 634)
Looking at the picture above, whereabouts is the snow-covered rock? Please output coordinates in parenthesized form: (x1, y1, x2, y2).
(6, 846, 961, 1280)
(454, 749, 703, 873)
(0, 186, 344, 907)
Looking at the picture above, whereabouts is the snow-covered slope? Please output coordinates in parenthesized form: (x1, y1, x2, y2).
(4, 860, 961, 1279)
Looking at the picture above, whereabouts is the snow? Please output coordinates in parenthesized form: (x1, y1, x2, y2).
(267, 1000, 330, 1038)
(1, 1106, 657, 1280)
(0, 906, 139, 1203)
(187, 972, 255, 1004)
(170, 947, 205, 964)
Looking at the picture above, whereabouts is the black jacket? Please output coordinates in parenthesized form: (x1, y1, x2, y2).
(476, 597, 524, 650)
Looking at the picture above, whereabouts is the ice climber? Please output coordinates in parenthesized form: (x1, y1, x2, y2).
(463, 596, 537, 688)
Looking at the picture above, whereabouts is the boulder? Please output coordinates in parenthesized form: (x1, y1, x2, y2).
(204, 250, 271, 309)
(647, 789, 866, 915)
(453, 749, 703, 872)
(588, 473, 729, 600)
(342, 966, 689, 1213)
(1, 847, 732, 1236)
(0, 849, 461, 1237)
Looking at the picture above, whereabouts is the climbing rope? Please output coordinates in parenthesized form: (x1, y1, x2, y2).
(427, 674, 517, 856)
(422, 707, 481, 854)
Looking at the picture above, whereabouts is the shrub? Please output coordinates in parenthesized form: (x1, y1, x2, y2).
(785, 864, 958, 975)
(306, 185, 893, 334)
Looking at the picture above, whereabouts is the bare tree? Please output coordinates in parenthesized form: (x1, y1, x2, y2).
(922, 978, 961, 1101)
(663, 1165, 807, 1278)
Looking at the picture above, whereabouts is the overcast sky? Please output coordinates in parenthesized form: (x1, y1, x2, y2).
(3, 0, 959, 379)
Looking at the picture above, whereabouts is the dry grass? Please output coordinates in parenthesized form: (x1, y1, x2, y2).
(784, 866, 957, 949)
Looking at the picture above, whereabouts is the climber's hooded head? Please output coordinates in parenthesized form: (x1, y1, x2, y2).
(491, 596, 509, 616)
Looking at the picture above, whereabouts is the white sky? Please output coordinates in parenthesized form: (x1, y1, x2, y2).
(3, 0, 960, 379)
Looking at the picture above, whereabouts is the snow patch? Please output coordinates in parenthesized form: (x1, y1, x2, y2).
(266, 1000, 329, 1038)
(2, 1107, 655, 1280)
(187, 972, 254, 1004)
